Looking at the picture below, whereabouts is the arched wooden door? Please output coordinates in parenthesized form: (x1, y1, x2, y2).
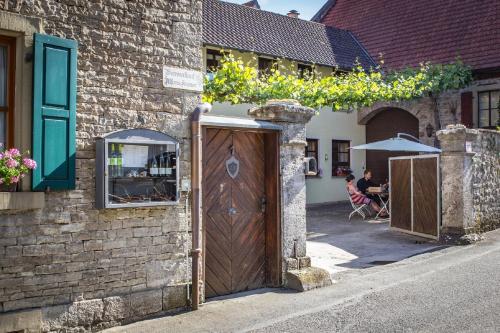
(365, 108, 419, 184)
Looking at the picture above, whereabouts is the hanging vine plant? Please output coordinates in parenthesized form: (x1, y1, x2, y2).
(202, 53, 473, 111)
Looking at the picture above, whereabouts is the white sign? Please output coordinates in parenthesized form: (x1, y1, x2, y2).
(163, 66, 203, 92)
(122, 145, 149, 168)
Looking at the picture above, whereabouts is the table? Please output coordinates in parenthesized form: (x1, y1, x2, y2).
(367, 190, 390, 219)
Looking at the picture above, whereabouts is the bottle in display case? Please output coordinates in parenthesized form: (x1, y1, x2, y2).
(96, 129, 180, 209)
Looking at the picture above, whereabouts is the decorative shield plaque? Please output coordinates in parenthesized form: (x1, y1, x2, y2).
(226, 155, 240, 179)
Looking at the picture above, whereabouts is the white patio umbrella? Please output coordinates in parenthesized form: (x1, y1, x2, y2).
(351, 133, 441, 153)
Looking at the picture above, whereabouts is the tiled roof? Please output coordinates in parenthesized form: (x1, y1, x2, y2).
(317, 0, 500, 71)
(202, 0, 376, 70)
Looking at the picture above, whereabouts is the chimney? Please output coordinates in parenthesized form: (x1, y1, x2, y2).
(243, 0, 261, 9)
(287, 10, 299, 18)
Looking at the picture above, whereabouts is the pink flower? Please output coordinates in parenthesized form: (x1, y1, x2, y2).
(0, 178, 3, 185)
(3, 151, 10, 158)
(23, 158, 37, 170)
(5, 158, 18, 168)
(0, 153, 3, 159)
(8, 148, 20, 157)
(10, 176, 19, 184)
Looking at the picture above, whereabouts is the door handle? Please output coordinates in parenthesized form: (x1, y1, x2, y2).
(261, 197, 267, 213)
(228, 207, 237, 215)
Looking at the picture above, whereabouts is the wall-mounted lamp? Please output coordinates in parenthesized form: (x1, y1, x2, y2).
(426, 123, 434, 138)
(324, 153, 329, 161)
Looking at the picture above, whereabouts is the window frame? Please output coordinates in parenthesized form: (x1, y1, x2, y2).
(0, 35, 16, 149)
(305, 138, 319, 178)
(206, 48, 225, 73)
(297, 63, 313, 79)
(477, 89, 500, 129)
(258, 56, 276, 77)
(332, 139, 351, 177)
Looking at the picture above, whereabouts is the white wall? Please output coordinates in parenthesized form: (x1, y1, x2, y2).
(305, 108, 366, 205)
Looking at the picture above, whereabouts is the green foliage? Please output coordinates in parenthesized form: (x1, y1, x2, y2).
(203, 53, 473, 111)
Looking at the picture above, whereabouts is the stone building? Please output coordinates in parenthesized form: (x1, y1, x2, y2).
(0, 0, 203, 331)
(0, 1, 330, 331)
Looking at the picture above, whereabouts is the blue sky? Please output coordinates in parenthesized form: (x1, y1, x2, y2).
(224, 0, 326, 20)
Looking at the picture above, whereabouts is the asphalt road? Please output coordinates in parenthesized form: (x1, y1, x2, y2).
(250, 239, 500, 333)
(105, 229, 500, 333)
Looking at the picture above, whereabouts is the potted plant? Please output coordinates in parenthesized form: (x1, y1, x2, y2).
(0, 148, 37, 192)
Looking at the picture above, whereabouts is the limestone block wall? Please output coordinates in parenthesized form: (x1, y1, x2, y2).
(438, 125, 499, 234)
(249, 101, 316, 274)
(0, 0, 202, 331)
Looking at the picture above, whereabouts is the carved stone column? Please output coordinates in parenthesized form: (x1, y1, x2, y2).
(249, 100, 331, 291)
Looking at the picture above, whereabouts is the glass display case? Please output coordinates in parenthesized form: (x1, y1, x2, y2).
(96, 129, 180, 208)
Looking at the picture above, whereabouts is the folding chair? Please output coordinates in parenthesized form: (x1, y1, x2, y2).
(347, 189, 370, 221)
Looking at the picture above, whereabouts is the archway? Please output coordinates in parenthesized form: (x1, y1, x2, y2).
(365, 108, 419, 184)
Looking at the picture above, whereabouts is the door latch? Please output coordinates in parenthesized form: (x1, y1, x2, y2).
(261, 197, 267, 213)
(228, 207, 237, 215)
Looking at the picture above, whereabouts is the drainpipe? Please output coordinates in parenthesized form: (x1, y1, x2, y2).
(190, 102, 211, 310)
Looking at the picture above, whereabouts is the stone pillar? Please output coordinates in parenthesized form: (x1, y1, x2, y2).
(249, 100, 331, 291)
(437, 124, 476, 235)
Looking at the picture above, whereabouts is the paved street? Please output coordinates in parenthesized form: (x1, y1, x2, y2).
(104, 229, 500, 333)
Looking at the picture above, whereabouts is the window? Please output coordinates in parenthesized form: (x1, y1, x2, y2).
(478, 90, 500, 128)
(332, 140, 351, 177)
(258, 57, 276, 77)
(298, 64, 313, 79)
(206, 49, 224, 73)
(0, 35, 15, 149)
(305, 139, 319, 177)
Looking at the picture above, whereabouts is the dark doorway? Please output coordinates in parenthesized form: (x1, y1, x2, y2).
(202, 127, 280, 298)
(365, 108, 419, 184)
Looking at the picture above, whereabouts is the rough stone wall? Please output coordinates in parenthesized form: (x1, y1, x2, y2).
(469, 129, 500, 231)
(438, 125, 499, 234)
(0, 0, 202, 331)
(249, 101, 315, 274)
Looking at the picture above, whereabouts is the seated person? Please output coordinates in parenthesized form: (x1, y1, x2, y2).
(346, 174, 388, 217)
(357, 170, 381, 205)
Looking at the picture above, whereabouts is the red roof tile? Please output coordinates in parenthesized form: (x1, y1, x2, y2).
(318, 0, 500, 71)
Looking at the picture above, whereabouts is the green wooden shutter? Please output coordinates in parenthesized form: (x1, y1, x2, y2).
(32, 33, 78, 191)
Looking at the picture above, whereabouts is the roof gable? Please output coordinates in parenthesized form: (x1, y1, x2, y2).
(318, 0, 500, 71)
(202, 0, 375, 70)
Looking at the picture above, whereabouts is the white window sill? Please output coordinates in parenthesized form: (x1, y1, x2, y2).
(0, 192, 45, 210)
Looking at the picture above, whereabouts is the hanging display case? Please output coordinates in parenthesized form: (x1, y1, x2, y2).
(96, 129, 180, 208)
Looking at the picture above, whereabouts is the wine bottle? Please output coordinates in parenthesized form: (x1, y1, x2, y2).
(116, 144, 123, 177)
(159, 149, 166, 176)
(109, 144, 117, 177)
(150, 156, 158, 176)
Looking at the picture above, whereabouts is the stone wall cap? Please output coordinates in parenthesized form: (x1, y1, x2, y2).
(248, 100, 317, 123)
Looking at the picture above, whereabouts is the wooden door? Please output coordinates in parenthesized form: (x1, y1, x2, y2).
(203, 128, 267, 298)
(389, 155, 440, 239)
(366, 108, 419, 184)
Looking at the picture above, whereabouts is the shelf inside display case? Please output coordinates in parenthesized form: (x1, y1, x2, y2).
(96, 129, 180, 209)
